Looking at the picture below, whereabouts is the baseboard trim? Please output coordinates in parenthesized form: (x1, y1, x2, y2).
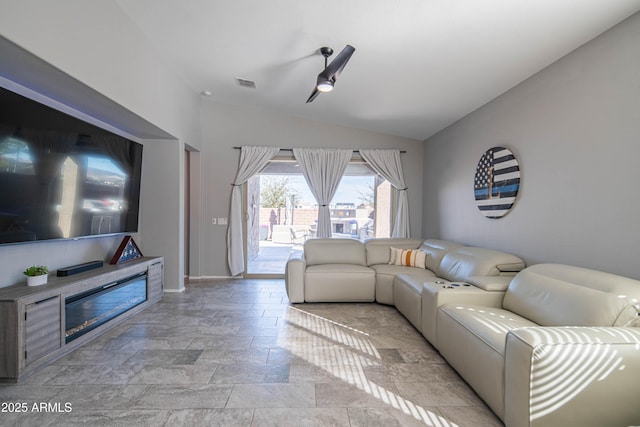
(163, 287, 185, 293)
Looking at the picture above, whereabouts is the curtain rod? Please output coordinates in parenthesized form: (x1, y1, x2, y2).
(233, 146, 406, 154)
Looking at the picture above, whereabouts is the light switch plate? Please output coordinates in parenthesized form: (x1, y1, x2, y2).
(218, 217, 228, 225)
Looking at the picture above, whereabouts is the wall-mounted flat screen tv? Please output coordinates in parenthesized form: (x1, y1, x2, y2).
(0, 86, 143, 245)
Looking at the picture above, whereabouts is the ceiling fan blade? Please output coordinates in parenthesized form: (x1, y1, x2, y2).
(318, 44, 355, 82)
(305, 44, 355, 103)
(306, 87, 321, 103)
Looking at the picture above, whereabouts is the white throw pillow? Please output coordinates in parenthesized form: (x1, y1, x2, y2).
(388, 247, 427, 269)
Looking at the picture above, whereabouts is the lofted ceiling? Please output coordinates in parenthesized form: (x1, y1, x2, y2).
(115, 0, 640, 141)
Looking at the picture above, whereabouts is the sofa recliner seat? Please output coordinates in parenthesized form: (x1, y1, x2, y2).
(286, 238, 525, 341)
(437, 263, 640, 426)
(286, 238, 375, 303)
(285, 239, 640, 426)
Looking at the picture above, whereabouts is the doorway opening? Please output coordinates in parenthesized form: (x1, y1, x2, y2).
(245, 159, 392, 276)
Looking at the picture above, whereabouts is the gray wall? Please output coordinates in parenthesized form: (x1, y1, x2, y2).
(0, 2, 200, 289)
(139, 140, 185, 291)
(422, 12, 640, 279)
(0, 1, 202, 146)
(0, 0, 423, 284)
(198, 101, 423, 277)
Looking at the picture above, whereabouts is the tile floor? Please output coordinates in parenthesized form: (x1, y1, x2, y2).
(0, 279, 503, 426)
(246, 242, 301, 275)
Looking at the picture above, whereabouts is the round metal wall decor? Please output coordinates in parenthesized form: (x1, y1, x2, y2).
(474, 146, 520, 219)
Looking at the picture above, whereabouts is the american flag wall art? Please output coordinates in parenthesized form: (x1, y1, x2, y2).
(474, 147, 520, 218)
(109, 235, 143, 264)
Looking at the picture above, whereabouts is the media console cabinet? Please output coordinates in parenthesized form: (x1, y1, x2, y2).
(0, 256, 163, 382)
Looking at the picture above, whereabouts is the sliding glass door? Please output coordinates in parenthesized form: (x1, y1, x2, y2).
(245, 159, 392, 276)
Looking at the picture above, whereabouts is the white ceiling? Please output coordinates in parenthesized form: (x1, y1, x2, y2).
(115, 0, 640, 141)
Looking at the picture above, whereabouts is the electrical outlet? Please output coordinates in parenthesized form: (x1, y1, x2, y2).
(211, 218, 217, 225)
(218, 217, 228, 225)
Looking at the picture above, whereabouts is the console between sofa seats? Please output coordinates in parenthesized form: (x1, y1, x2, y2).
(392, 246, 524, 346)
(420, 277, 508, 347)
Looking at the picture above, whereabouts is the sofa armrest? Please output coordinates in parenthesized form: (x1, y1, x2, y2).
(505, 327, 640, 427)
(285, 252, 306, 303)
(466, 275, 512, 291)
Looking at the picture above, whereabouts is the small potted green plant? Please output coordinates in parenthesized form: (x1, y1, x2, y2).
(23, 265, 49, 286)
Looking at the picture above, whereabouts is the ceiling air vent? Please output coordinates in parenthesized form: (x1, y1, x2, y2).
(235, 77, 256, 89)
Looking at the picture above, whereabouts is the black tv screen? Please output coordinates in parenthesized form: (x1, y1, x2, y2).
(0, 86, 143, 245)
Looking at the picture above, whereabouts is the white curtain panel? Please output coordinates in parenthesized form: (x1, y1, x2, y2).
(293, 148, 352, 238)
(227, 145, 280, 276)
(359, 149, 410, 238)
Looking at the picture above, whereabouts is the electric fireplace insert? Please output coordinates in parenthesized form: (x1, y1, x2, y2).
(65, 271, 147, 343)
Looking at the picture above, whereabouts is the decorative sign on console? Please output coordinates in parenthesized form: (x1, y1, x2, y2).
(474, 146, 521, 219)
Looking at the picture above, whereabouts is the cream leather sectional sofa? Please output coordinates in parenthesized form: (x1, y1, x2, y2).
(285, 238, 640, 427)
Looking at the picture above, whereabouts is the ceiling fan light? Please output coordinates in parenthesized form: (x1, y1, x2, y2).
(317, 79, 334, 92)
